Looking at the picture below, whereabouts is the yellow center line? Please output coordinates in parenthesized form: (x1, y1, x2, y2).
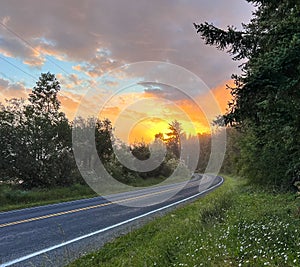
(0, 184, 187, 228)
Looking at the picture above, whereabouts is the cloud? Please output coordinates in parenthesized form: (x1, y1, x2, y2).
(0, 36, 46, 67)
(0, 0, 253, 143)
(0, 0, 253, 86)
(58, 91, 82, 119)
(100, 106, 120, 117)
(56, 73, 85, 90)
(72, 49, 121, 77)
(211, 79, 234, 114)
(0, 77, 29, 101)
(141, 82, 201, 102)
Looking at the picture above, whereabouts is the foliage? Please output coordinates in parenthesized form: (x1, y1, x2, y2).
(29, 72, 61, 114)
(197, 133, 211, 173)
(221, 128, 241, 175)
(0, 73, 79, 188)
(112, 139, 181, 182)
(72, 116, 114, 170)
(164, 120, 183, 159)
(0, 183, 96, 211)
(194, 0, 300, 188)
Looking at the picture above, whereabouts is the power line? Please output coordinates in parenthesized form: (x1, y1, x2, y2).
(0, 55, 37, 82)
(0, 55, 70, 99)
(0, 21, 71, 76)
(0, 22, 76, 100)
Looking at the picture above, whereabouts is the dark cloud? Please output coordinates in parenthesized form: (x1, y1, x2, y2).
(0, 0, 254, 86)
(140, 82, 192, 101)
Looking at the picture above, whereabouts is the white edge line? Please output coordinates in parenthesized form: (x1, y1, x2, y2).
(0, 176, 223, 267)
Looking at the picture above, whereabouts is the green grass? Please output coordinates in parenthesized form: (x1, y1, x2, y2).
(0, 183, 97, 212)
(68, 176, 300, 267)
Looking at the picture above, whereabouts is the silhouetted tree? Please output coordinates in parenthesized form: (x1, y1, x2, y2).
(165, 120, 182, 158)
(195, 0, 300, 188)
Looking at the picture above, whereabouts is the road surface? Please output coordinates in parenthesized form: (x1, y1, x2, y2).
(0, 174, 223, 267)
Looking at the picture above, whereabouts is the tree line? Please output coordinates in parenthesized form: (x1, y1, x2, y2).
(195, 0, 300, 190)
(1, 72, 223, 189)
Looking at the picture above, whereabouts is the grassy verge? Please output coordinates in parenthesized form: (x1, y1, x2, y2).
(68, 176, 300, 267)
(0, 183, 97, 212)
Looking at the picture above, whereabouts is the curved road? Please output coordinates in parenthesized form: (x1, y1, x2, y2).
(0, 174, 223, 267)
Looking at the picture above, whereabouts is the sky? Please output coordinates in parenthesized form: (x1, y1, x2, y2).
(0, 0, 254, 143)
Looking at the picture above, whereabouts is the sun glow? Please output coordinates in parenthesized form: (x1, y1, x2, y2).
(3, 79, 232, 145)
(127, 118, 170, 144)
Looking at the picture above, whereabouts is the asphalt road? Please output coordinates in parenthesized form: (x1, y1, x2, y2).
(0, 174, 223, 267)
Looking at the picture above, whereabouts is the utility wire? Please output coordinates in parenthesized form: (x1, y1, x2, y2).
(0, 55, 37, 82)
(0, 55, 70, 99)
(0, 21, 71, 76)
(0, 22, 74, 98)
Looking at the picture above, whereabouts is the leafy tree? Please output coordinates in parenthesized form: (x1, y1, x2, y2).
(220, 128, 241, 175)
(95, 118, 114, 163)
(197, 133, 212, 173)
(194, 0, 300, 188)
(72, 117, 114, 170)
(24, 73, 75, 188)
(0, 73, 77, 188)
(131, 141, 150, 161)
(0, 99, 26, 182)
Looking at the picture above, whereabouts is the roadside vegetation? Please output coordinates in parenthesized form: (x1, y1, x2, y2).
(68, 177, 300, 267)
(0, 183, 96, 212)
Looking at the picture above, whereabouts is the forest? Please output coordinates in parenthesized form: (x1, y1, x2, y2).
(195, 0, 300, 190)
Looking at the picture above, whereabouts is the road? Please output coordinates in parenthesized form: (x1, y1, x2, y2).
(0, 174, 223, 267)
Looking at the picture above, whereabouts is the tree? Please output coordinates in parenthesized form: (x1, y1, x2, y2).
(194, 0, 300, 188)
(24, 72, 75, 188)
(95, 118, 114, 163)
(165, 120, 183, 158)
(72, 117, 114, 170)
(29, 72, 61, 114)
(0, 73, 77, 188)
(197, 133, 211, 173)
(0, 99, 27, 182)
(131, 141, 150, 161)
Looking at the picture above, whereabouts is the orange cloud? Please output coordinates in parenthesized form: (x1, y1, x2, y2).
(211, 79, 234, 114)
(0, 77, 234, 144)
(57, 92, 82, 119)
(68, 80, 233, 134)
(0, 78, 29, 103)
(173, 99, 210, 133)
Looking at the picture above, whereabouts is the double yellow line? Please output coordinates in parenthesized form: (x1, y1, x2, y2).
(0, 185, 184, 228)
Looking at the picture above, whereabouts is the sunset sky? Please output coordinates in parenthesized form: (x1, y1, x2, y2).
(0, 0, 253, 143)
